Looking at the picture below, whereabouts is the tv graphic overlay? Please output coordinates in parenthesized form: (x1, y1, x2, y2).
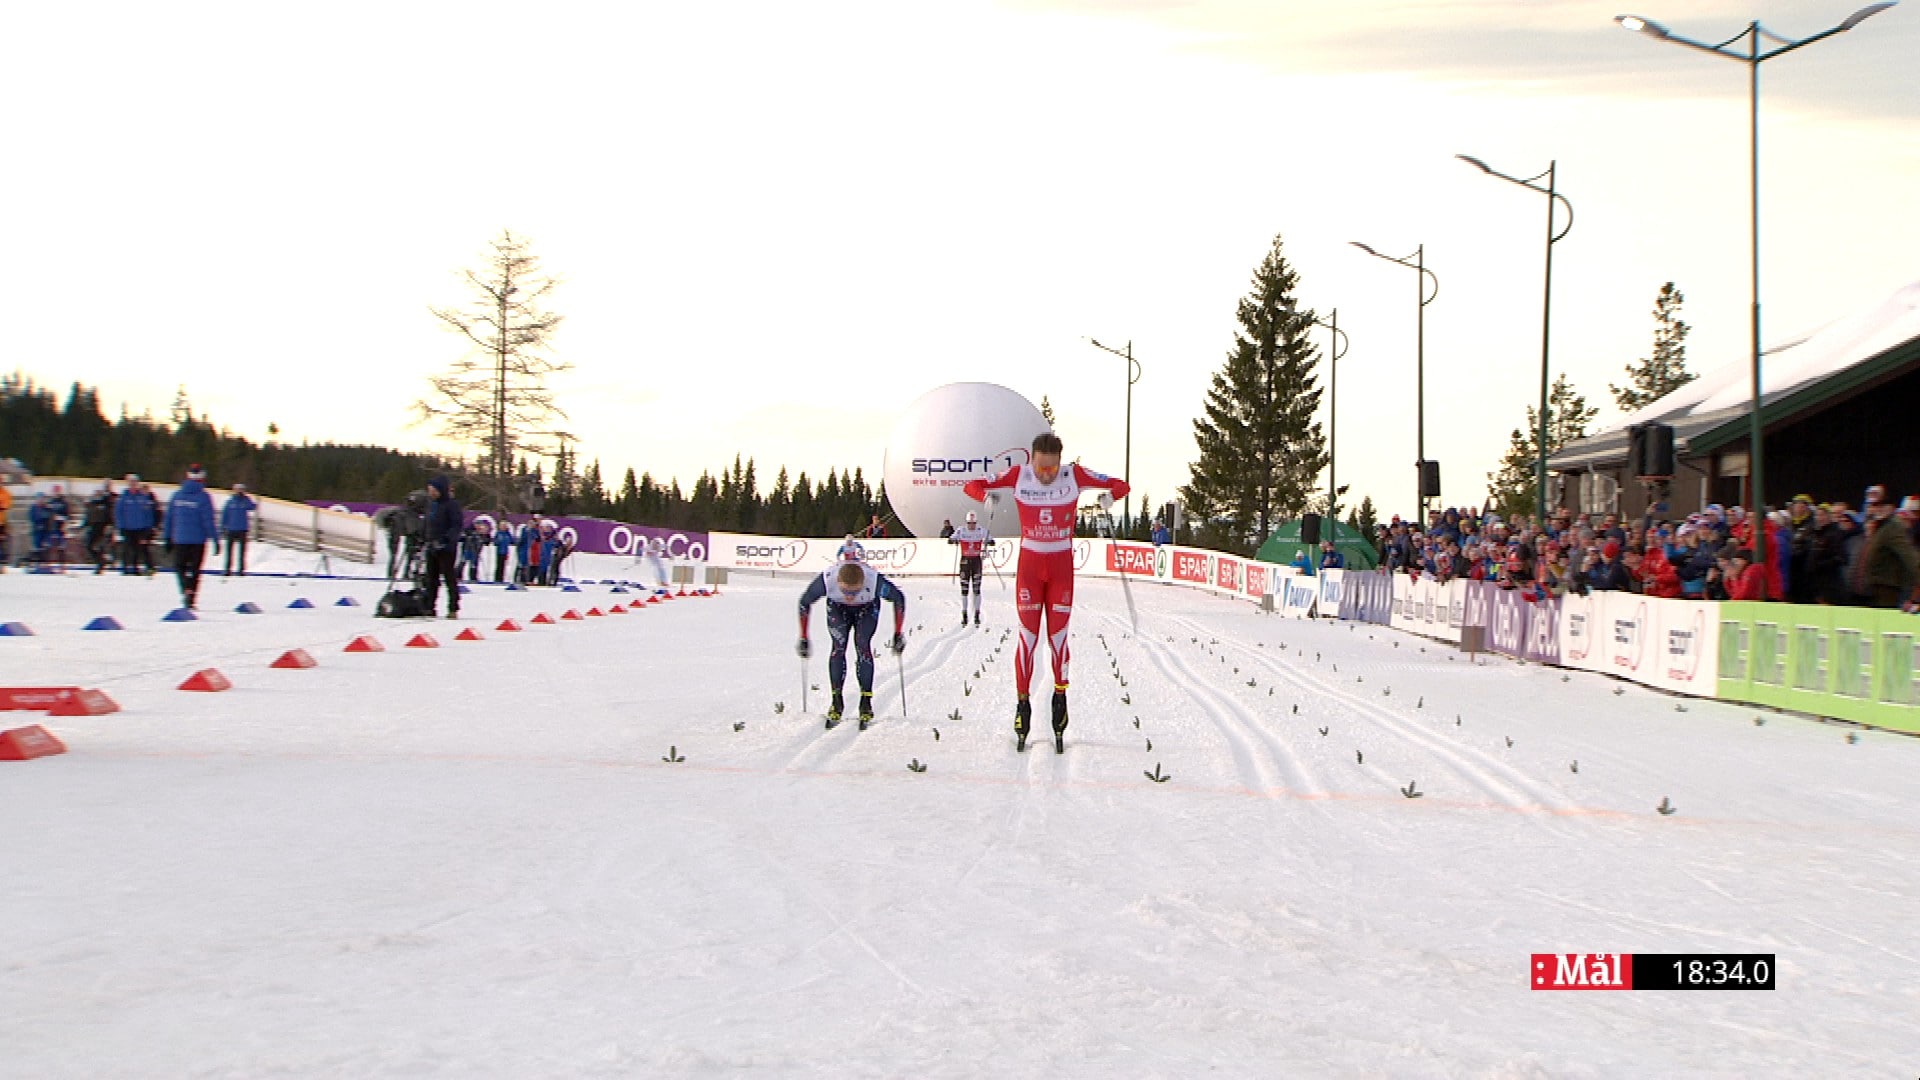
(1530, 953, 1776, 991)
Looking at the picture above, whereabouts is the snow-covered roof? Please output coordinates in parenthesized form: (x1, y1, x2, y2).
(1609, 277, 1920, 434)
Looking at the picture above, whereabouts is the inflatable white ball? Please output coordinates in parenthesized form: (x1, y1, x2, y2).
(882, 383, 1051, 539)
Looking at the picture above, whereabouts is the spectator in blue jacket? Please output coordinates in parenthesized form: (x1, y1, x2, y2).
(115, 474, 159, 575)
(164, 465, 220, 609)
(491, 520, 513, 582)
(514, 520, 534, 584)
(538, 523, 560, 586)
(221, 483, 257, 576)
(1319, 540, 1346, 571)
(1151, 521, 1172, 547)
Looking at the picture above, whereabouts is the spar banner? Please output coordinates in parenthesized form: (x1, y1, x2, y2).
(1106, 541, 1157, 578)
(1244, 562, 1273, 602)
(1168, 548, 1213, 588)
(313, 502, 710, 561)
(1214, 553, 1245, 596)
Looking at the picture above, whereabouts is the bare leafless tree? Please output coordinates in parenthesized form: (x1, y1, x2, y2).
(416, 230, 569, 510)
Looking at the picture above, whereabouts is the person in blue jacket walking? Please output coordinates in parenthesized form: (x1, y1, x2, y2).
(164, 465, 220, 609)
(221, 483, 257, 576)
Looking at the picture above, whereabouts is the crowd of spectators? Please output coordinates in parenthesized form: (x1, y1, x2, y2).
(8, 473, 257, 579)
(1358, 485, 1920, 613)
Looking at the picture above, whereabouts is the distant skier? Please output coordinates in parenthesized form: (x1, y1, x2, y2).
(946, 510, 994, 627)
(964, 431, 1128, 752)
(796, 558, 907, 731)
(835, 535, 866, 563)
(643, 535, 671, 588)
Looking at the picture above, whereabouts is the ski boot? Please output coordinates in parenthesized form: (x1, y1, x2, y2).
(857, 692, 876, 731)
(1014, 696, 1032, 753)
(1051, 688, 1069, 753)
(825, 690, 845, 730)
(960, 612, 969, 629)
(973, 611, 982, 627)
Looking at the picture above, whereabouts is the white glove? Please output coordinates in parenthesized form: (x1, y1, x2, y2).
(1097, 493, 1114, 511)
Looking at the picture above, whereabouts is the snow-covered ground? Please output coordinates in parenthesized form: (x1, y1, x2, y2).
(3, 548, 1918, 1078)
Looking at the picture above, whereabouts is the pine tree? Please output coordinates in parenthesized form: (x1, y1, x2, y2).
(1611, 282, 1695, 412)
(416, 230, 569, 511)
(1487, 374, 1599, 520)
(1179, 234, 1327, 554)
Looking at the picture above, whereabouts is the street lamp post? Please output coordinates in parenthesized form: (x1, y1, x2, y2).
(1615, 1, 1897, 583)
(1285, 307, 1351, 528)
(1351, 242, 1439, 523)
(1087, 338, 1144, 533)
(1458, 154, 1575, 524)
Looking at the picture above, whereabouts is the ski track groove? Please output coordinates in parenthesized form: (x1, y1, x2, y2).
(768, 603, 988, 777)
(1185, 614, 1587, 828)
(1105, 610, 1316, 800)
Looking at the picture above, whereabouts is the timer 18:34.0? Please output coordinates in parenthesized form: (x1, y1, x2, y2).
(1638, 953, 1775, 990)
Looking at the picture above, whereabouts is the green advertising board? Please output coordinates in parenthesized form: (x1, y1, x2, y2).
(1717, 602, 1920, 734)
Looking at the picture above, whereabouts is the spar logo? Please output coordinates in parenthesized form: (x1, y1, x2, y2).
(1172, 551, 1210, 584)
(910, 447, 1029, 485)
(1531, 954, 1630, 991)
(1216, 558, 1241, 591)
(1154, 546, 1171, 580)
(1244, 564, 1269, 598)
(1107, 542, 1154, 576)
(733, 539, 810, 569)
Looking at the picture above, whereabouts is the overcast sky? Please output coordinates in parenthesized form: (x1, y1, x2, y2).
(4, 0, 1914, 524)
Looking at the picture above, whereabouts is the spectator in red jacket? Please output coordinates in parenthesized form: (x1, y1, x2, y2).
(1728, 549, 1771, 600)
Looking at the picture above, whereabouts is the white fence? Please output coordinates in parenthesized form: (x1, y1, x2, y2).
(7, 477, 376, 564)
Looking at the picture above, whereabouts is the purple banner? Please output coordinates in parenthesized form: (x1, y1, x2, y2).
(1487, 586, 1531, 657)
(310, 502, 709, 560)
(1524, 595, 1563, 665)
(1338, 570, 1394, 625)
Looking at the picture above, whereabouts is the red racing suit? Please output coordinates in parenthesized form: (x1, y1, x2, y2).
(964, 462, 1128, 697)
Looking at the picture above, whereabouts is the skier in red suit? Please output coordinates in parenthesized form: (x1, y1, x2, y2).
(963, 432, 1128, 752)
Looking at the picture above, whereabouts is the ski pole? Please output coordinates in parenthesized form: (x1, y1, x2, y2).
(896, 648, 908, 719)
(801, 654, 809, 715)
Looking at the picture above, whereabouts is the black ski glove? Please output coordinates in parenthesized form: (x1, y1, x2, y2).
(888, 633, 906, 655)
(796, 638, 811, 659)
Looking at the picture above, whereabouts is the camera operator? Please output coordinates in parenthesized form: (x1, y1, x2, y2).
(422, 476, 463, 619)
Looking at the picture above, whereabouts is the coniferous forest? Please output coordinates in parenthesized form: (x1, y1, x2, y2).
(1, 375, 896, 535)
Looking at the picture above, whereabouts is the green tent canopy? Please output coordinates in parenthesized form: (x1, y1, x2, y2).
(1255, 518, 1379, 572)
